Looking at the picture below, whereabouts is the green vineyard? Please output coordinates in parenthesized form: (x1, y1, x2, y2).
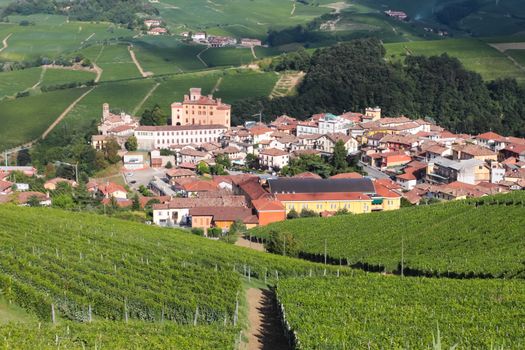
(0, 205, 342, 347)
(0, 322, 237, 349)
(250, 193, 525, 278)
(277, 275, 525, 349)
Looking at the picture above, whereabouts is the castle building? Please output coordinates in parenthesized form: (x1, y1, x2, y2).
(171, 88, 231, 128)
(91, 103, 139, 149)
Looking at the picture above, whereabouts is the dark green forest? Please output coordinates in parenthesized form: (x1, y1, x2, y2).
(233, 38, 525, 137)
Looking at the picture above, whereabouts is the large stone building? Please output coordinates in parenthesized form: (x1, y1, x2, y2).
(171, 88, 231, 128)
(134, 124, 227, 151)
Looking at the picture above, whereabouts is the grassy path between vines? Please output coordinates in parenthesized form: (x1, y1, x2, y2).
(246, 288, 289, 350)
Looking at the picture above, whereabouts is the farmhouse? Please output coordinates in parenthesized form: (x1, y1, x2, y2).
(144, 19, 161, 28)
(148, 27, 168, 36)
(171, 88, 232, 128)
(240, 38, 262, 47)
(384, 10, 408, 21)
(192, 32, 206, 41)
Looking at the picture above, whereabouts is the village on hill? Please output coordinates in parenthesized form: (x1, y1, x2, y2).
(1, 87, 524, 234)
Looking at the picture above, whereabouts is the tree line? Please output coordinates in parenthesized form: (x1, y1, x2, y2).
(232, 38, 525, 137)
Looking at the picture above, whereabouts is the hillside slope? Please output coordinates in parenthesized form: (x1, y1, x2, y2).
(250, 192, 525, 278)
(0, 205, 341, 348)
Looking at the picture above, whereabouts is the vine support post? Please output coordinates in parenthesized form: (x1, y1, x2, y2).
(51, 304, 56, 324)
(324, 239, 327, 265)
(88, 304, 92, 323)
(193, 306, 199, 326)
(401, 235, 404, 277)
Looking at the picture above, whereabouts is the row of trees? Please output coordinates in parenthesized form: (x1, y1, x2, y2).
(232, 38, 525, 137)
(281, 140, 359, 177)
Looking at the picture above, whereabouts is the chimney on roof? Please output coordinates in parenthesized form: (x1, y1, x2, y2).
(217, 98, 222, 106)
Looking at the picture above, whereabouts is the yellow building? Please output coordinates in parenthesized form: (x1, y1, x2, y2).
(269, 178, 401, 215)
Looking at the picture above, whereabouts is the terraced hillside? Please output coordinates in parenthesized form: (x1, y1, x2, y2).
(250, 192, 525, 278)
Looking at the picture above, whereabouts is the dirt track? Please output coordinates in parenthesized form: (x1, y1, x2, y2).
(0, 33, 12, 53)
(246, 288, 289, 350)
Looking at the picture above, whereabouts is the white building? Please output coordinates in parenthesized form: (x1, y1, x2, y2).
(258, 148, 290, 170)
(134, 124, 227, 151)
(318, 113, 352, 135)
(123, 152, 145, 170)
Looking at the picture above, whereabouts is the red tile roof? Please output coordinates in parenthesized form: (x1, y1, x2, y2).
(293, 172, 322, 179)
(259, 148, 288, 157)
(252, 198, 285, 212)
(330, 172, 363, 179)
(98, 182, 127, 195)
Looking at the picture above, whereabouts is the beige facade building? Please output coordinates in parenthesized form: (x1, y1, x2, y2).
(171, 88, 231, 128)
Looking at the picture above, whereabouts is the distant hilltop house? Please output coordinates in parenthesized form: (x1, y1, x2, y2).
(180, 32, 190, 38)
(144, 19, 161, 29)
(240, 38, 262, 47)
(207, 36, 237, 48)
(91, 103, 139, 150)
(148, 27, 168, 36)
(192, 32, 207, 41)
(384, 10, 408, 21)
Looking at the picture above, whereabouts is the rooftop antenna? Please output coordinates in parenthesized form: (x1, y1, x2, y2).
(252, 110, 263, 124)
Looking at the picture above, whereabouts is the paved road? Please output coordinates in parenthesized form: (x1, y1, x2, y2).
(124, 168, 165, 190)
(358, 161, 390, 179)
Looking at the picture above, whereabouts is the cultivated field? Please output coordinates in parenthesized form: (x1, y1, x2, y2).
(0, 15, 134, 61)
(278, 276, 525, 349)
(0, 67, 41, 99)
(41, 68, 96, 87)
(250, 194, 525, 278)
(0, 88, 89, 151)
(385, 38, 525, 83)
(153, 0, 330, 38)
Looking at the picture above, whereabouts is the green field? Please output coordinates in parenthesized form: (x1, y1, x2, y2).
(385, 38, 525, 83)
(0, 15, 134, 62)
(507, 49, 525, 66)
(154, 0, 329, 38)
(0, 67, 42, 99)
(41, 68, 96, 87)
(250, 195, 525, 278)
(277, 276, 525, 349)
(64, 79, 157, 131)
(214, 70, 278, 101)
(131, 37, 205, 74)
(91, 44, 142, 81)
(0, 88, 89, 151)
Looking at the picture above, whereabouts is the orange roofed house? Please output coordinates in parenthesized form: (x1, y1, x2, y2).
(190, 207, 258, 231)
(171, 88, 231, 128)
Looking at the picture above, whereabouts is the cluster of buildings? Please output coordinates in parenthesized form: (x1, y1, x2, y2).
(83, 86, 525, 232)
(150, 173, 401, 232)
(180, 31, 262, 48)
(384, 10, 408, 21)
(144, 19, 168, 36)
